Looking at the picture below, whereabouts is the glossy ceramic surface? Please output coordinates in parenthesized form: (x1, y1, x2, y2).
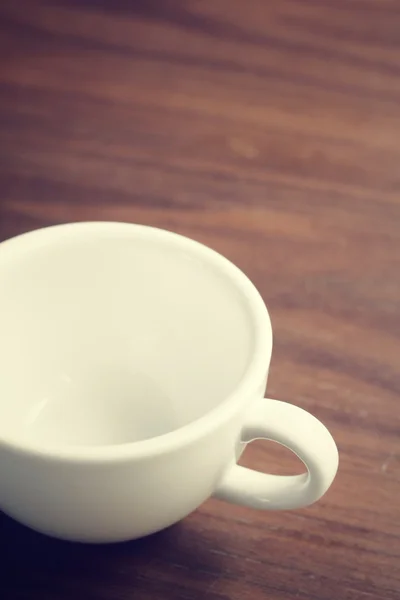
(0, 223, 338, 542)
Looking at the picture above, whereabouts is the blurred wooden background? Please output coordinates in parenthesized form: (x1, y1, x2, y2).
(1, 1, 399, 599)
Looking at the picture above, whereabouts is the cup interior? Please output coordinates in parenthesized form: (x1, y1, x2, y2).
(0, 225, 256, 449)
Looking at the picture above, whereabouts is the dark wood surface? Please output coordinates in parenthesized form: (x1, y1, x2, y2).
(1, 1, 400, 599)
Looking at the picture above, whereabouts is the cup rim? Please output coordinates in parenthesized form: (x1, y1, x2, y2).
(0, 222, 272, 462)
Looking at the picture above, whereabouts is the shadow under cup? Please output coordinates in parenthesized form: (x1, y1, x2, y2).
(0, 224, 256, 450)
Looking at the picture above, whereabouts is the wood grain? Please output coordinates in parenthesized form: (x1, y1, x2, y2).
(1, 1, 399, 599)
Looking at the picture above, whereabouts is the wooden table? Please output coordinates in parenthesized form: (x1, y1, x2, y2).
(1, 2, 399, 599)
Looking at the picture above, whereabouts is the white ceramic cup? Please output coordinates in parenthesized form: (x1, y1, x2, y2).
(0, 222, 338, 543)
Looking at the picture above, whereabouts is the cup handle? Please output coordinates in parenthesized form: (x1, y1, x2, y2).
(214, 398, 339, 510)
